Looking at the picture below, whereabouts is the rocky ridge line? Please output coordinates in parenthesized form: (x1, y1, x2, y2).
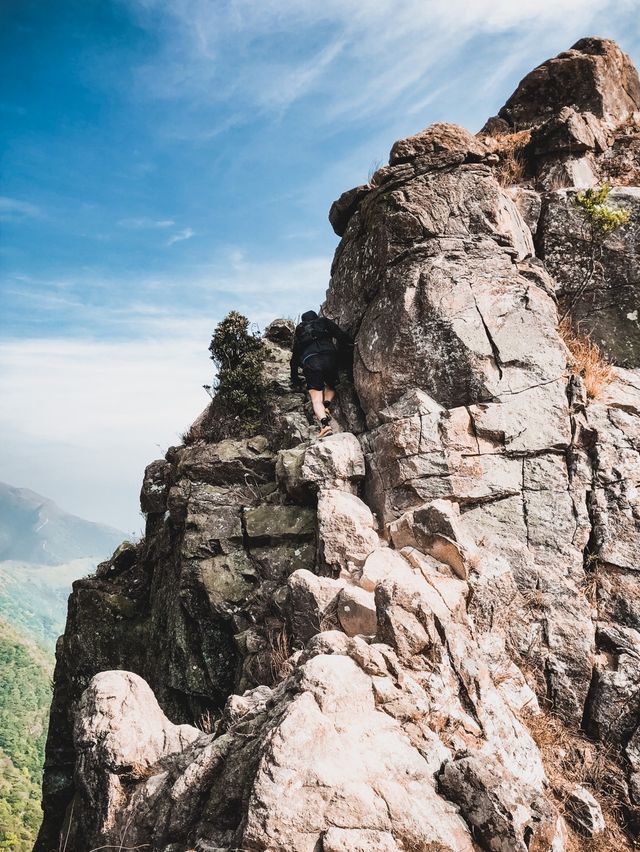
(37, 36, 640, 852)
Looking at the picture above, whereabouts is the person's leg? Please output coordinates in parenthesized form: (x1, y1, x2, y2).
(308, 388, 328, 422)
(323, 386, 335, 404)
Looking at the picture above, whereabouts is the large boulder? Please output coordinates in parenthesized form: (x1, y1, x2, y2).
(486, 37, 640, 132)
(325, 146, 558, 424)
(317, 490, 381, 574)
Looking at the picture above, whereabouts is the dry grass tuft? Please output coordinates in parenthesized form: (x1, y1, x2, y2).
(559, 319, 615, 400)
(521, 707, 635, 851)
(491, 129, 531, 187)
(267, 625, 293, 683)
(545, 170, 571, 191)
(195, 709, 217, 735)
(581, 570, 600, 608)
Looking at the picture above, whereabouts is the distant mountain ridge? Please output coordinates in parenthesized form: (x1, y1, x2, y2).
(0, 481, 124, 566)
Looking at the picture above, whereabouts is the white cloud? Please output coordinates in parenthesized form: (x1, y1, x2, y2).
(117, 217, 175, 228)
(4, 253, 331, 335)
(123, 0, 616, 126)
(0, 196, 42, 221)
(0, 336, 210, 531)
(167, 227, 195, 246)
(0, 251, 331, 529)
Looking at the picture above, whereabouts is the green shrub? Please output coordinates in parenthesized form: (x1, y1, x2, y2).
(561, 184, 631, 321)
(205, 311, 269, 439)
(574, 183, 630, 238)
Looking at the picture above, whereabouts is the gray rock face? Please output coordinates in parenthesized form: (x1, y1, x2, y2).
(38, 37, 640, 852)
(539, 187, 640, 365)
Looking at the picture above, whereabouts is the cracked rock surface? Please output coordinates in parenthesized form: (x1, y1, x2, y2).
(37, 37, 640, 852)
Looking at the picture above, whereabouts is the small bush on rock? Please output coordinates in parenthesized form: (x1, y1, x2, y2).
(561, 185, 631, 321)
(203, 311, 269, 440)
(574, 184, 631, 239)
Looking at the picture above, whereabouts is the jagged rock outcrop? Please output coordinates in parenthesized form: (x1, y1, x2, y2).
(38, 37, 640, 852)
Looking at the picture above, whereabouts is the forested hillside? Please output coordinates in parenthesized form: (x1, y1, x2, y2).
(0, 621, 51, 850)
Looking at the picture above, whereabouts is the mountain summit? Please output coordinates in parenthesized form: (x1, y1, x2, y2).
(37, 38, 640, 851)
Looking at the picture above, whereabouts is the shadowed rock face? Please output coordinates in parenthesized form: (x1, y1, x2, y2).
(38, 38, 640, 852)
(538, 187, 640, 365)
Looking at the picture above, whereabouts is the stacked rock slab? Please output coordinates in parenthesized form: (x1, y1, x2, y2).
(38, 38, 640, 852)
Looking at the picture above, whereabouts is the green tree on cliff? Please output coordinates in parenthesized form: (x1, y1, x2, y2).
(562, 184, 631, 319)
(205, 311, 268, 439)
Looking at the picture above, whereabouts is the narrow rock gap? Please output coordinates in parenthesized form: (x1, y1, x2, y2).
(471, 293, 504, 380)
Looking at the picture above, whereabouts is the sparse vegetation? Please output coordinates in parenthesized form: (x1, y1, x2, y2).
(202, 311, 269, 441)
(561, 184, 631, 321)
(0, 621, 51, 850)
(574, 184, 631, 239)
(267, 625, 292, 683)
(492, 130, 531, 187)
(196, 709, 217, 735)
(559, 319, 614, 400)
(521, 707, 635, 851)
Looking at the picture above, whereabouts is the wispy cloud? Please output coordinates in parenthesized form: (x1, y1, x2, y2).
(0, 196, 43, 221)
(167, 227, 195, 246)
(122, 0, 616, 130)
(117, 217, 175, 229)
(2, 253, 331, 338)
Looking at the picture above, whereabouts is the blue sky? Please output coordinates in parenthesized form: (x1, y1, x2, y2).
(2, 0, 640, 531)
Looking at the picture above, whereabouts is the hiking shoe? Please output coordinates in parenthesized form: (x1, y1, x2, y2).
(318, 424, 333, 439)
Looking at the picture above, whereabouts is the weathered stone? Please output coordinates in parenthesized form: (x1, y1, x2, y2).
(199, 548, 260, 616)
(389, 121, 487, 167)
(244, 504, 315, 540)
(539, 187, 640, 365)
(287, 569, 343, 641)
(325, 161, 560, 425)
(337, 585, 377, 637)
(488, 37, 640, 131)
(317, 490, 381, 574)
(329, 184, 371, 237)
(249, 540, 316, 582)
(439, 755, 562, 851)
(177, 435, 275, 485)
(532, 107, 609, 157)
(505, 186, 542, 235)
(71, 671, 202, 846)
(357, 548, 410, 592)
(585, 623, 640, 743)
(264, 317, 295, 347)
(301, 432, 365, 489)
(276, 443, 311, 502)
(96, 540, 138, 577)
(563, 784, 606, 836)
(140, 458, 172, 514)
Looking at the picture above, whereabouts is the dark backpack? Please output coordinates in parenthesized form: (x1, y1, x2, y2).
(297, 318, 335, 358)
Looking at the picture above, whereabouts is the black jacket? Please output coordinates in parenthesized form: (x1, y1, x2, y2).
(290, 317, 352, 382)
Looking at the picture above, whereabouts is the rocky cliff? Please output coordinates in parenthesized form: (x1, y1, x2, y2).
(37, 38, 640, 852)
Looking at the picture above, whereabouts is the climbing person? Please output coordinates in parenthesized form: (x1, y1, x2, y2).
(290, 310, 353, 438)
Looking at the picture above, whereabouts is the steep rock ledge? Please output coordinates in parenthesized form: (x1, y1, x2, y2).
(38, 37, 640, 852)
